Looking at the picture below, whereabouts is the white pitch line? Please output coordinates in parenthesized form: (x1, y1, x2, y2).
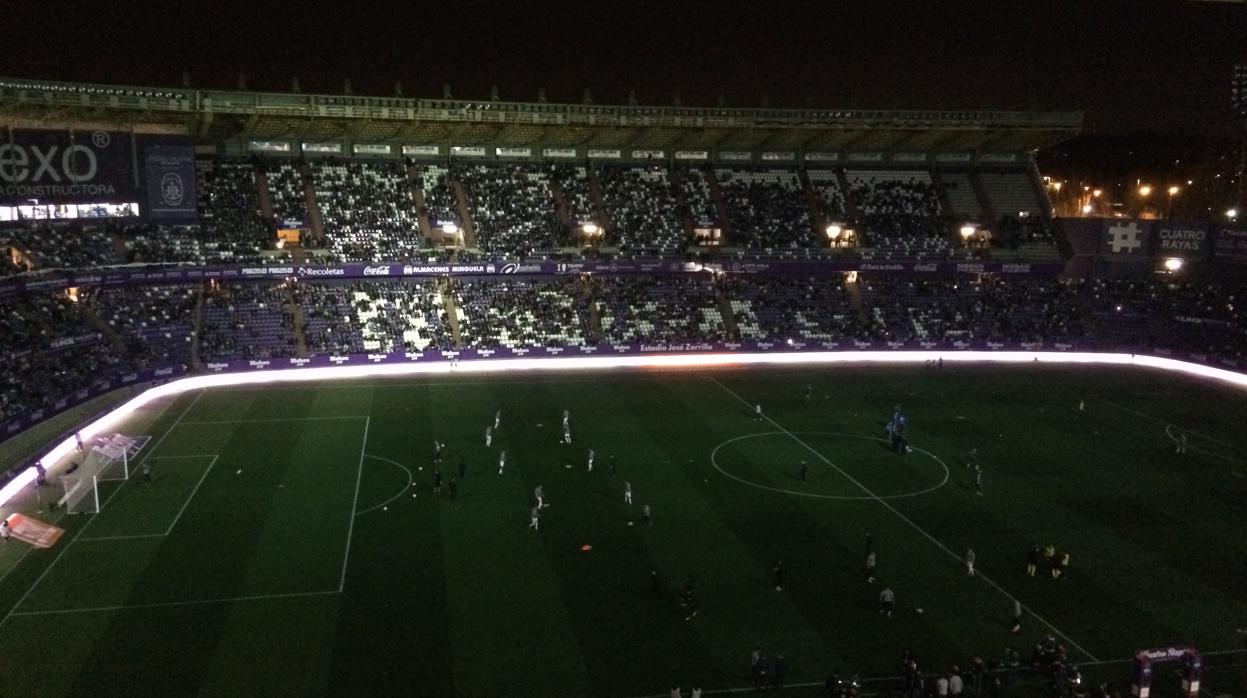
(7, 588, 340, 618)
(0, 389, 205, 626)
(338, 416, 370, 591)
(74, 533, 165, 543)
(75, 455, 220, 542)
(162, 455, 220, 536)
(354, 455, 414, 517)
(1100, 399, 1244, 452)
(178, 415, 371, 425)
(708, 376, 1101, 663)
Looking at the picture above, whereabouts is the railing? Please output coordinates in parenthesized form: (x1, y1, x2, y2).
(0, 76, 1084, 131)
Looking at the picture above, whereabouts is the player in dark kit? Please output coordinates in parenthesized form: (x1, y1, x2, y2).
(800, 461, 808, 482)
(432, 469, 442, 497)
(773, 561, 785, 591)
(1026, 545, 1042, 577)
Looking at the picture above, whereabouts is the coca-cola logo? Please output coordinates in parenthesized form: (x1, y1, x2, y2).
(363, 266, 392, 276)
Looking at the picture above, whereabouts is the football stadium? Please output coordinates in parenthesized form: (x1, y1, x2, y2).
(2, 6, 1247, 696)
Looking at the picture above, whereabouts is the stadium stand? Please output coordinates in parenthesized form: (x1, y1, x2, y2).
(118, 224, 206, 265)
(455, 277, 592, 348)
(847, 170, 952, 258)
(88, 284, 197, 366)
(938, 172, 983, 219)
(456, 163, 559, 255)
(196, 160, 274, 260)
(261, 161, 309, 225)
(979, 171, 1046, 218)
(808, 170, 849, 220)
(301, 279, 453, 354)
(312, 160, 425, 262)
(596, 276, 727, 343)
(199, 283, 298, 360)
(722, 276, 875, 341)
(8, 224, 119, 269)
(715, 168, 815, 249)
(412, 163, 460, 231)
(0, 292, 126, 421)
(597, 164, 687, 253)
(547, 164, 596, 231)
(676, 167, 720, 228)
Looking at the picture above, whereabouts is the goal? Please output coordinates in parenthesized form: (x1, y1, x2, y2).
(57, 433, 150, 514)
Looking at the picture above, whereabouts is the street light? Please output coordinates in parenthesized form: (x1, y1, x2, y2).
(1228, 208, 1240, 220)
(1082, 204, 1093, 215)
(1166, 186, 1180, 218)
(1163, 258, 1183, 272)
(1138, 185, 1152, 197)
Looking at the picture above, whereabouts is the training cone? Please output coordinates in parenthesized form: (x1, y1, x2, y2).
(581, 544, 592, 552)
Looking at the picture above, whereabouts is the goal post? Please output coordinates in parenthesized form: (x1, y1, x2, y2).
(55, 433, 151, 514)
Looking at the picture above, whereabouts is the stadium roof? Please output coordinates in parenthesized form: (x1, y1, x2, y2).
(0, 77, 1082, 154)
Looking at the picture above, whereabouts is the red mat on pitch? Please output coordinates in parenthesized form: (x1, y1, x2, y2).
(6, 514, 65, 548)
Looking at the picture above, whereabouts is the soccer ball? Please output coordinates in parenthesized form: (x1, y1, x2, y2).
(916, 608, 925, 614)
(627, 521, 634, 526)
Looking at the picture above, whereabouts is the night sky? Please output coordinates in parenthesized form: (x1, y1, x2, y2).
(6, 0, 1245, 134)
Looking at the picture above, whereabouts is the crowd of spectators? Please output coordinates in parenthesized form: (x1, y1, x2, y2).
(313, 161, 425, 262)
(87, 284, 198, 366)
(723, 276, 875, 341)
(0, 292, 127, 421)
(456, 164, 560, 255)
(197, 160, 275, 259)
(847, 171, 951, 258)
(715, 169, 816, 249)
(261, 161, 309, 225)
(455, 277, 591, 348)
(300, 280, 453, 355)
(412, 163, 461, 231)
(547, 165, 596, 233)
(199, 283, 298, 361)
(5, 224, 119, 269)
(675, 168, 721, 228)
(808, 170, 848, 220)
(597, 165, 687, 253)
(858, 276, 1087, 345)
(3, 271, 1247, 433)
(596, 276, 727, 343)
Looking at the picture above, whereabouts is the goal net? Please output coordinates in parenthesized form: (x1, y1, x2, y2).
(57, 433, 149, 514)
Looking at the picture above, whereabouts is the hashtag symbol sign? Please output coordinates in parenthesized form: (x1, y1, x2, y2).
(1107, 223, 1143, 254)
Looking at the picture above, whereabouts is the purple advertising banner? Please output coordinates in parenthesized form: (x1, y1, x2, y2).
(0, 128, 138, 205)
(0, 258, 1066, 294)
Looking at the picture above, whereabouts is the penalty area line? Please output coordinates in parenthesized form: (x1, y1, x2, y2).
(707, 376, 1101, 663)
(0, 389, 207, 627)
(339, 416, 370, 592)
(7, 589, 341, 618)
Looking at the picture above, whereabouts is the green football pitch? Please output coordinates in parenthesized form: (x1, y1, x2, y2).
(1, 364, 1246, 697)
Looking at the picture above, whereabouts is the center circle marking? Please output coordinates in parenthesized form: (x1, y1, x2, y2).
(710, 431, 950, 500)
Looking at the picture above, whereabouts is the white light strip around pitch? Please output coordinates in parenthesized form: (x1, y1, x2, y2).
(3, 350, 1245, 508)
